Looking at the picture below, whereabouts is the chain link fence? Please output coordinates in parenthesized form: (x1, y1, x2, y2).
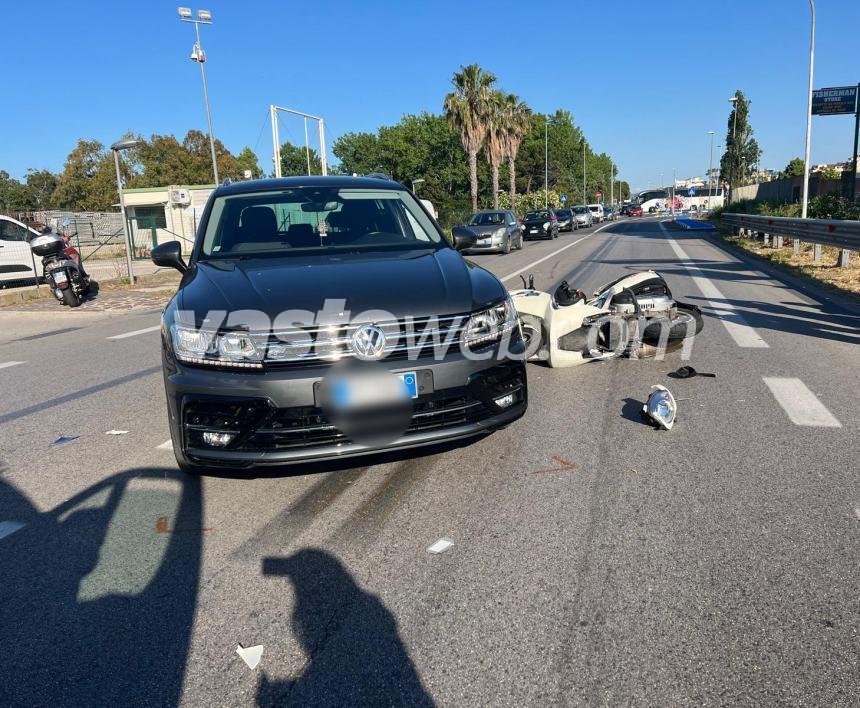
(1, 210, 188, 296)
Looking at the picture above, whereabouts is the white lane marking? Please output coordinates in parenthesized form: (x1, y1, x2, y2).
(0, 521, 26, 540)
(659, 222, 769, 348)
(157, 440, 173, 450)
(107, 325, 161, 340)
(500, 221, 617, 283)
(0, 361, 26, 370)
(763, 377, 842, 428)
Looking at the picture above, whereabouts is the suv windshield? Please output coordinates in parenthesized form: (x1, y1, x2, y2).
(573, 206, 588, 214)
(469, 212, 506, 226)
(524, 210, 551, 220)
(201, 187, 443, 258)
(555, 209, 571, 218)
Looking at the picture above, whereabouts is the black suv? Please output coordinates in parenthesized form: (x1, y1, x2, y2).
(151, 176, 527, 473)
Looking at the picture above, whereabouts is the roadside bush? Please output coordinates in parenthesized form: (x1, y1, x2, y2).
(498, 190, 563, 214)
(712, 195, 859, 221)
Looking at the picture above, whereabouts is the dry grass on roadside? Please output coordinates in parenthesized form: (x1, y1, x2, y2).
(725, 235, 860, 298)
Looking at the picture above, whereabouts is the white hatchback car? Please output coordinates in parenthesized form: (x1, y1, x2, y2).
(587, 204, 604, 223)
(0, 215, 40, 284)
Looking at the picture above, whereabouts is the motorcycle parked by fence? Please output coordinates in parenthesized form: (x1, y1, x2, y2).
(29, 219, 96, 307)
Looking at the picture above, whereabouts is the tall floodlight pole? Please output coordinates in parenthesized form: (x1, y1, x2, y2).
(178, 8, 219, 184)
(111, 139, 140, 284)
(610, 164, 614, 207)
(318, 119, 328, 176)
(707, 130, 715, 206)
(801, 0, 815, 219)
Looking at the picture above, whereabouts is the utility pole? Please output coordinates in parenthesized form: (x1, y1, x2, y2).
(545, 119, 549, 209)
(801, 0, 815, 218)
(582, 140, 586, 204)
(707, 130, 715, 207)
(729, 95, 738, 204)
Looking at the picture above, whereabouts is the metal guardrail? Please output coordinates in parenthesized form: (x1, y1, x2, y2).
(720, 212, 860, 251)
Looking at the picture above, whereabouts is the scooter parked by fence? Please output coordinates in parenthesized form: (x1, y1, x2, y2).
(29, 219, 96, 307)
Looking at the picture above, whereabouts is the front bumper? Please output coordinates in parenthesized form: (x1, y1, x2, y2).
(164, 350, 527, 468)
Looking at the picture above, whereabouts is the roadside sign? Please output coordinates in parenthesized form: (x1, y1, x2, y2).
(560, 193, 568, 203)
(688, 188, 696, 197)
(812, 86, 858, 116)
(595, 191, 602, 198)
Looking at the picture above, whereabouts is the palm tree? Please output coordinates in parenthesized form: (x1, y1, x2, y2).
(484, 91, 506, 209)
(499, 93, 531, 208)
(444, 64, 496, 211)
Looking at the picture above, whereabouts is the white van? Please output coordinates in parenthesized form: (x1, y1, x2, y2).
(0, 215, 39, 284)
(587, 204, 604, 223)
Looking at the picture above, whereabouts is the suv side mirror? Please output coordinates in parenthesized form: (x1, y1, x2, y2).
(451, 226, 477, 252)
(152, 241, 187, 273)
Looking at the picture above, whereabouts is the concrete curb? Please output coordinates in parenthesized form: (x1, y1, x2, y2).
(0, 271, 179, 308)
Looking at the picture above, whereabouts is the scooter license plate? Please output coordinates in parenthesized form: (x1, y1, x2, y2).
(52, 270, 68, 285)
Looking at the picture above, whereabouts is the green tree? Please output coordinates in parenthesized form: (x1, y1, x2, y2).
(133, 134, 194, 187)
(818, 165, 840, 180)
(444, 64, 497, 211)
(0, 171, 36, 211)
(279, 142, 322, 176)
(719, 90, 762, 188)
(782, 157, 805, 178)
(51, 139, 121, 211)
(483, 91, 507, 209)
(235, 147, 263, 179)
(499, 93, 531, 206)
(25, 169, 58, 209)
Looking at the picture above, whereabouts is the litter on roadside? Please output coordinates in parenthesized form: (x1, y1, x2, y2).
(51, 435, 80, 446)
(674, 365, 716, 379)
(643, 385, 677, 430)
(236, 644, 264, 670)
(427, 538, 454, 554)
(105, 430, 129, 435)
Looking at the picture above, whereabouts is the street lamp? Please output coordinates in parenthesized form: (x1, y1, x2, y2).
(178, 7, 219, 184)
(801, 0, 815, 220)
(411, 178, 425, 193)
(111, 139, 140, 284)
(707, 130, 715, 206)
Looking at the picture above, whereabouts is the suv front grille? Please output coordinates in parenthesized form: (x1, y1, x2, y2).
(257, 313, 470, 368)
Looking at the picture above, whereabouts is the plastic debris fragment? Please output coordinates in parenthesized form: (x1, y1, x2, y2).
(427, 538, 454, 554)
(51, 435, 80, 446)
(236, 644, 264, 670)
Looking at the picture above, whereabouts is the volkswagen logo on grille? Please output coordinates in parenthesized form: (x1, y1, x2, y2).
(351, 325, 387, 360)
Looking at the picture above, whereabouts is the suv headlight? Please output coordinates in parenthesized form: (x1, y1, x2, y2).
(542, 221, 550, 230)
(465, 296, 518, 345)
(172, 324, 264, 368)
(493, 227, 506, 238)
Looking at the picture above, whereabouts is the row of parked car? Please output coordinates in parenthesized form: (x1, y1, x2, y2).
(460, 203, 623, 255)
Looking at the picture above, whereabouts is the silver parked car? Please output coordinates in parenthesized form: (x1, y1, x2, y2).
(461, 210, 523, 254)
(572, 205, 593, 228)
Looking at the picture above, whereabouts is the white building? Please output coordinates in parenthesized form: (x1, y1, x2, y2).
(122, 184, 215, 254)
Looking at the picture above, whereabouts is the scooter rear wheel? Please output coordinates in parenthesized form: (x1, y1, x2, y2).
(61, 288, 81, 308)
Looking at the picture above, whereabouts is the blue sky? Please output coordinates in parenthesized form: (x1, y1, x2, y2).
(3, 0, 858, 192)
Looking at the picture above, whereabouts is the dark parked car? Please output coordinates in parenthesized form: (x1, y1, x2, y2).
(553, 208, 577, 232)
(521, 209, 558, 240)
(461, 210, 523, 254)
(150, 176, 527, 474)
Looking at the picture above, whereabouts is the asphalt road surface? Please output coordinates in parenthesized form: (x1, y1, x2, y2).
(1, 217, 857, 707)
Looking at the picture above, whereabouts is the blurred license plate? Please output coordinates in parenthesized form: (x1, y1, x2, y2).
(477, 238, 490, 245)
(530, 228, 538, 233)
(399, 371, 418, 399)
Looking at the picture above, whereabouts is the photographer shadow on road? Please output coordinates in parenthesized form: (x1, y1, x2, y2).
(0, 468, 203, 707)
(258, 549, 433, 707)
